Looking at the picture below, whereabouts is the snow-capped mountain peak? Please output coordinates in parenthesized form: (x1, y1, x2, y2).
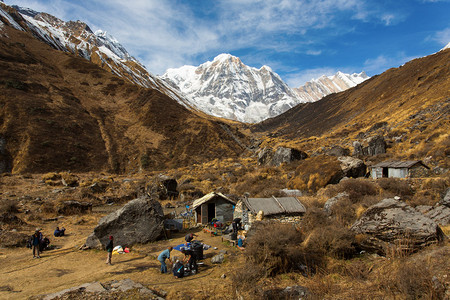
(161, 54, 370, 123)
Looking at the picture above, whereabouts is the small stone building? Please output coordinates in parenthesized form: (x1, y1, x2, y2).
(234, 196, 306, 226)
(192, 192, 236, 225)
(370, 160, 430, 179)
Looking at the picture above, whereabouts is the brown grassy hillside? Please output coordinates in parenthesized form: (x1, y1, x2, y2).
(254, 49, 450, 167)
(0, 27, 250, 174)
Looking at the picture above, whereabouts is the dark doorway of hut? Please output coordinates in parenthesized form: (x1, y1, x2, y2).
(207, 203, 215, 223)
(382, 167, 388, 177)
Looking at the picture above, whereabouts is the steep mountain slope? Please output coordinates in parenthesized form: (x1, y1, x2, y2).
(293, 71, 369, 102)
(161, 54, 369, 123)
(0, 3, 189, 107)
(0, 24, 250, 173)
(254, 49, 450, 165)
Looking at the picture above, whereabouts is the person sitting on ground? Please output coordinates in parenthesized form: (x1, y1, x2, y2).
(181, 247, 198, 274)
(54, 226, 66, 237)
(157, 246, 173, 274)
(237, 234, 245, 250)
(184, 233, 197, 245)
(172, 259, 185, 278)
(40, 236, 50, 251)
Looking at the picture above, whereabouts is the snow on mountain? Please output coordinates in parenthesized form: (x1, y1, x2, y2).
(161, 54, 369, 123)
(293, 71, 370, 103)
(161, 54, 304, 123)
(0, 3, 189, 107)
(441, 42, 450, 51)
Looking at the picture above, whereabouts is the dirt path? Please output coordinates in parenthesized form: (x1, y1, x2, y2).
(0, 212, 243, 299)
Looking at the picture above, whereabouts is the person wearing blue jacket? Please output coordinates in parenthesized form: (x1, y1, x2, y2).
(32, 229, 41, 258)
(157, 246, 173, 273)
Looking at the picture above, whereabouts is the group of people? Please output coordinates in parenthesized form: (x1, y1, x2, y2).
(28, 228, 50, 258)
(157, 232, 200, 279)
(29, 226, 66, 258)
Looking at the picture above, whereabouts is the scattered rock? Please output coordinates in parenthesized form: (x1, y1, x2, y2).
(211, 253, 225, 264)
(425, 204, 450, 226)
(326, 145, 350, 157)
(338, 156, 367, 178)
(257, 147, 307, 166)
(38, 279, 163, 300)
(89, 181, 109, 193)
(441, 188, 450, 207)
(351, 198, 445, 255)
(264, 285, 311, 299)
(85, 197, 164, 249)
(221, 274, 226, 279)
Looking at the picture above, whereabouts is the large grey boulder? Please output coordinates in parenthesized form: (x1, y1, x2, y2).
(85, 197, 164, 249)
(338, 156, 367, 178)
(351, 198, 445, 255)
(271, 147, 307, 167)
(326, 146, 350, 157)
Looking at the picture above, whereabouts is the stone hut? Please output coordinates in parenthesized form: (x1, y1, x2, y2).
(370, 160, 430, 179)
(192, 192, 236, 225)
(234, 196, 306, 226)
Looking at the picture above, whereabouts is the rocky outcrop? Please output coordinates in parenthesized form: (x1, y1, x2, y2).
(351, 198, 445, 255)
(85, 197, 164, 249)
(258, 147, 307, 166)
(39, 278, 164, 300)
(353, 135, 387, 157)
(337, 156, 367, 178)
(422, 188, 450, 225)
(326, 146, 350, 157)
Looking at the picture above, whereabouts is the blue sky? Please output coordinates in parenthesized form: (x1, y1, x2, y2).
(4, 0, 450, 86)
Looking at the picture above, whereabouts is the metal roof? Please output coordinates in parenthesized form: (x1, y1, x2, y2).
(192, 192, 235, 209)
(371, 160, 429, 169)
(243, 196, 306, 216)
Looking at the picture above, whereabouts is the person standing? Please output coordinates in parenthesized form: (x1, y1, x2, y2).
(32, 229, 41, 258)
(105, 236, 114, 265)
(157, 246, 173, 273)
(184, 233, 197, 245)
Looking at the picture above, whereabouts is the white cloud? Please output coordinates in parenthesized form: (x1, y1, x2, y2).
(306, 50, 322, 56)
(363, 53, 418, 75)
(432, 27, 450, 45)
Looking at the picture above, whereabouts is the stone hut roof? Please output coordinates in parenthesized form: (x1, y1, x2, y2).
(192, 192, 235, 209)
(371, 160, 430, 169)
(243, 196, 306, 216)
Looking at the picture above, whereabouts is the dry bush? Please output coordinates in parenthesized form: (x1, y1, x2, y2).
(245, 221, 324, 276)
(287, 156, 343, 193)
(231, 262, 266, 299)
(41, 201, 56, 214)
(338, 179, 378, 203)
(377, 260, 437, 299)
(0, 199, 19, 214)
(301, 207, 358, 259)
(304, 225, 358, 259)
(234, 172, 288, 197)
(377, 178, 414, 198)
(330, 197, 357, 226)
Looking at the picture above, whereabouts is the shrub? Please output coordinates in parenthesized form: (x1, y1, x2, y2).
(230, 262, 265, 299)
(245, 221, 320, 276)
(0, 199, 19, 214)
(288, 156, 343, 193)
(339, 179, 378, 203)
(377, 178, 414, 198)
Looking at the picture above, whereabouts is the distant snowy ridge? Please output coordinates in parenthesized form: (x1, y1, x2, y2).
(161, 54, 369, 123)
(0, 3, 190, 108)
(293, 71, 369, 103)
(441, 42, 450, 51)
